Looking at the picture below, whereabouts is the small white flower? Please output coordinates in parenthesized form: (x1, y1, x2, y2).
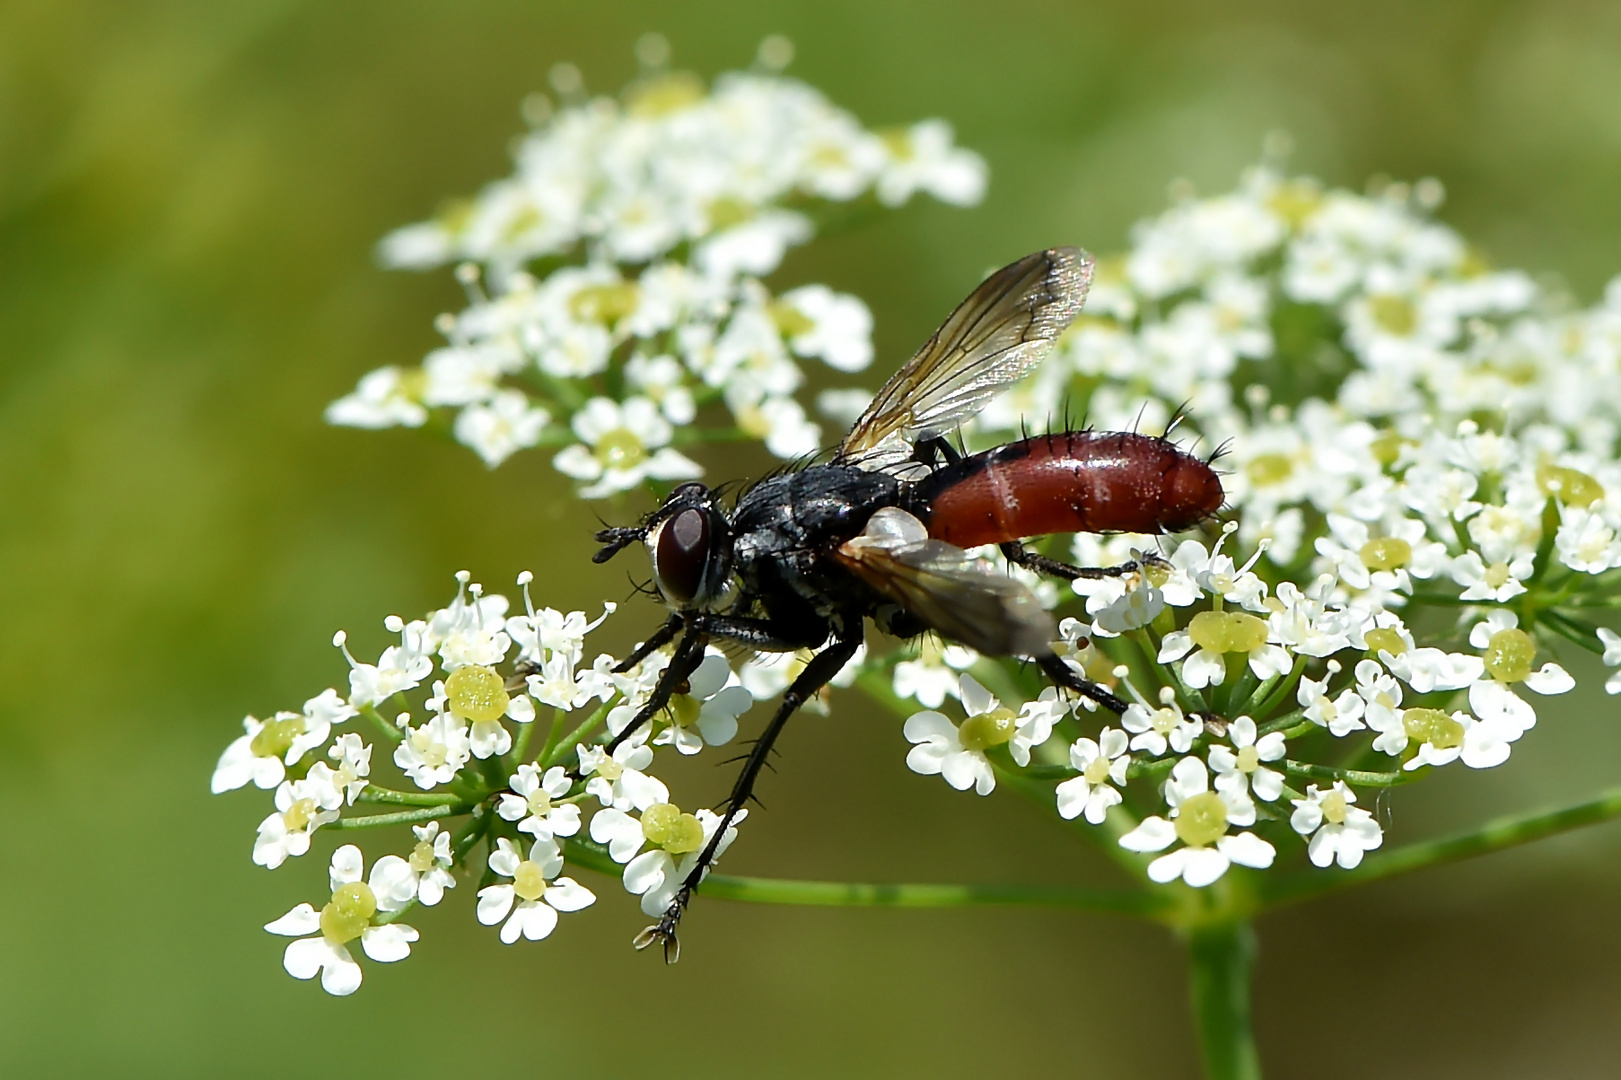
(1208, 717, 1287, 803)
(393, 709, 472, 790)
(1290, 782, 1383, 869)
(253, 766, 343, 869)
(1055, 727, 1131, 824)
(453, 389, 551, 467)
(1450, 550, 1533, 602)
(1297, 669, 1367, 736)
(326, 733, 372, 805)
(1598, 628, 1621, 695)
(578, 733, 668, 812)
(476, 838, 595, 944)
(336, 627, 433, 709)
(875, 119, 987, 207)
(622, 807, 747, 917)
(775, 284, 874, 372)
(902, 674, 1013, 795)
(265, 845, 419, 996)
(1118, 757, 1275, 887)
(552, 396, 702, 499)
(1121, 691, 1202, 757)
(497, 763, 581, 840)
(324, 366, 428, 430)
(368, 821, 457, 907)
(651, 651, 753, 755)
(892, 641, 978, 708)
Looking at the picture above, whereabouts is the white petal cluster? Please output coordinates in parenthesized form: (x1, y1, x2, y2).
(327, 45, 984, 490)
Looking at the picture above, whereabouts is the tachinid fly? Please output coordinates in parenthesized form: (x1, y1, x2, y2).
(591, 247, 1224, 957)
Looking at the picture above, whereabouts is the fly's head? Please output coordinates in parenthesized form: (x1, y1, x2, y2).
(593, 482, 734, 611)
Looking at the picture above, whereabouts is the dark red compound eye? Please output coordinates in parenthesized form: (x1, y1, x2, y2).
(655, 507, 711, 604)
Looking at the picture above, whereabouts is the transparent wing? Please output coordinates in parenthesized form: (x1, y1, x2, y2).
(834, 508, 1055, 657)
(836, 247, 1093, 466)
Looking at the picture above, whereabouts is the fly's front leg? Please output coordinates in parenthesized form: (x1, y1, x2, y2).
(613, 613, 682, 674)
(1038, 653, 1128, 715)
(635, 626, 862, 962)
(602, 628, 707, 756)
(999, 540, 1168, 582)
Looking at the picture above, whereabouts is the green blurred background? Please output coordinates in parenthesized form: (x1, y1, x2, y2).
(4, 1, 1621, 1076)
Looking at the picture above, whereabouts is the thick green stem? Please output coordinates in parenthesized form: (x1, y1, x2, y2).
(354, 785, 464, 807)
(560, 838, 1168, 915)
(327, 805, 458, 829)
(1186, 921, 1262, 1080)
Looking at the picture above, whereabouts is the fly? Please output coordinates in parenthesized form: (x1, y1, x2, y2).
(591, 248, 1224, 958)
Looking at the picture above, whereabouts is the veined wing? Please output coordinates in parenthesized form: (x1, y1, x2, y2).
(834, 508, 1055, 657)
(836, 247, 1093, 466)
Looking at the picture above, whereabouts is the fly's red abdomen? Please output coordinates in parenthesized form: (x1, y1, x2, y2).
(914, 431, 1223, 548)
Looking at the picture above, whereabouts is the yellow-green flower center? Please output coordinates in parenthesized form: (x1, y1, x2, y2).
(1244, 452, 1294, 488)
(283, 797, 317, 832)
(1365, 627, 1406, 656)
(1483, 628, 1536, 683)
(1235, 745, 1260, 773)
(594, 428, 647, 471)
(1403, 707, 1464, 749)
(640, 803, 704, 855)
(410, 727, 448, 768)
(319, 881, 376, 944)
(1083, 756, 1114, 785)
(1187, 610, 1269, 654)
(512, 860, 549, 902)
(705, 195, 753, 231)
(249, 716, 303, 759)
(593, 757, 623, 782)
(624, 71, 706, 117)
(958, 707, 1018, 752)
(1368, 294, 1416, 336)
(1370, 429, 1406, 467)
(1174, 792, 1229, 848)
(1359, 537, 1412, 572)
(769, 300, 816, 339)
(669, 694, 702, 729)
(569, 282, 641, 325)
(1320, 790, 1348, 825)
(408, 839, 437, 874)
(445, 664, 509, 723)
(1536, 463, 1604, 508)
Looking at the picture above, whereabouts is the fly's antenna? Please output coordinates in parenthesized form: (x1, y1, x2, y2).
(594, 525, 647, 563)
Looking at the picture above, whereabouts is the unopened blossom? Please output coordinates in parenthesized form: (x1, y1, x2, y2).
(253, 766, 343, 870)
(1290, 783, 1383, 869)
(652, 651, 753, 755)
(477, 838, 596, 944)
(1119, 757, 1275, 887)
(1208, 717, 1287, 802)
(902, 674, 1014, 796)
(498, 763, 582, 840)
(1055, 727, 1131, 824)
(265, 845, 419, 996)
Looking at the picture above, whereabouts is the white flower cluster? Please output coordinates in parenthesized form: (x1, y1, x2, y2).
(890, 165, 1621, 889)
(214, 572, 760, 994)
(326, 39, 985, 489)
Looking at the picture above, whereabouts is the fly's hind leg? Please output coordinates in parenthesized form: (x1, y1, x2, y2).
(634, 625, 863, 963)
(1037, 653, 1128, 715)
(999, 540, 1168, 582)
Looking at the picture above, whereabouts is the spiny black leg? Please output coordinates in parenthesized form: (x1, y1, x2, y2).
(602, 628, 707, 756)
(1038, 654, 1128, 715)
(613, 613, 683, 674)
(636, 628, 864, 962)
(999, 541, 1168, 582)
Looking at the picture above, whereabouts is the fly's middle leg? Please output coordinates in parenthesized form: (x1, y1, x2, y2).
(1037, 653, 1129, 715)
(634, 626, 863, 962)
(999, 540, 1168, 582)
